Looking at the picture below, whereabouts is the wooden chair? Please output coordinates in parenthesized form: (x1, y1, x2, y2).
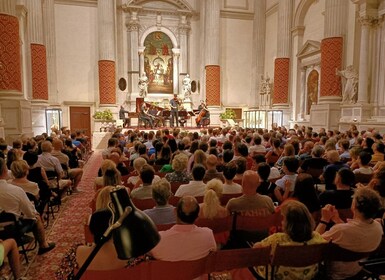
(234, 211, 283, 232)
(337, 208, 353, 222)
(220, 193, 242, 206)
(354, 172, 373, 185)
(270, 242, 329, 280)
(156, 223, 175, 231)
(170, 181, 183, 193)
(195, 216, 233, 235)
(131, 198, 156, 210)
(326, 243, 373, 262)
(208, 246, 271, 280)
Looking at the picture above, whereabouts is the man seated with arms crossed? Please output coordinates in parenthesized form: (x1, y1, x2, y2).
(151, 196, 216, 280)
(0, 158, 55, 255)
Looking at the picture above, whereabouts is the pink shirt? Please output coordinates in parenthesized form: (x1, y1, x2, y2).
(151, 224, 216, 261)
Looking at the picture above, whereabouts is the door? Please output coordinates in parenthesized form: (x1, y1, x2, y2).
(69, 107, 91, 139)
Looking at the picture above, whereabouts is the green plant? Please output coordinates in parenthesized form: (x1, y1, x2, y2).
(93, 109, 113, 120)
(220, 108, 236, 120)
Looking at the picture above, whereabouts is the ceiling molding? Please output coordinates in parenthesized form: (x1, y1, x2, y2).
(55, 0, 97, 7)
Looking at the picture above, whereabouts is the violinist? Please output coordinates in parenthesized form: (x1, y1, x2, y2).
(170, 94, 180, 127)
(196, 100, 210, 127)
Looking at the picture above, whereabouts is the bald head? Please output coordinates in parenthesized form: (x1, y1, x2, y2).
(206, 154, 217, 169)
(109, 152, 121, 164)
(176, 196, 200, 224)
(242, 170, 260, 195)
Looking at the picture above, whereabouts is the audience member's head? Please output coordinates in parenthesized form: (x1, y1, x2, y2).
(283, 157, 299, 173)
(257, 162, 271, 182)
(172, 153, 188, 172)
(140, 164, 155, 185)
(205, 179, 223, 198)
(206, 154, 218, 170)
(241, 170, 260, 195)
(176, 196, 200, 224)
(335, 168, 355, 188)
(152, 178, 172, 206)
(95, 186, 115, 210)
(191, 164, 206, 181)
(358, 151, 372, 167)
(223, 161, 237, 181)
(280, 200, 315, 242)
(326, 150, 340, 163)
(235, 157, 247, 175)
(353, 188, 381, 219)
(133, 157, 147, 173)
(41, 140, 53, 153)
(222, 149, 234, 163)
(10, 160, 29, 179)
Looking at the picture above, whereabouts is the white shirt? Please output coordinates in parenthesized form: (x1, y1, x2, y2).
(0, 179, 37, 219)
(275, 174, 298, 192)
(222, 182, 242, 194)
(175, 181, 206, 197)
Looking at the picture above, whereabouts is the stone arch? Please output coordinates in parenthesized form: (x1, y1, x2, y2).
(293, 0, 318, 27)
(140, 26, 178, 48)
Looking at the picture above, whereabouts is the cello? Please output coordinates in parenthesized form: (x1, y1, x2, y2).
(196, 102, 208, 126)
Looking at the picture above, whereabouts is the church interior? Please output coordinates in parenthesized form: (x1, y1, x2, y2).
(1, 0, 385, 143)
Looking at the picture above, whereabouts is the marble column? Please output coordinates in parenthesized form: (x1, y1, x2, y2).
(273, 0, 292, 105)
(26, 0, 49, 100)
(320, 0, 347, 100)
(204, 0, 220, 106)
(172, 49, 180, 94)
(251, 0, 266, 107)
(357, 16, 376, 104)
(138, 47, 145, 78)
(124, 7, 140, 102)
(0, 1, 22, 92)
(98, 0, 116, 105)
(377, 17, 385, 107)
(42, 0, 58, 104)
(179, 13, 190, 75)
(300, 67, 307, 119)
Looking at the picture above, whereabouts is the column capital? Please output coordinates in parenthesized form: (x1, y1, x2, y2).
(172, 48, 180, 57)
(178, 24, 190, 35)
(126, 20, 140, 31)
(359, 15, 378, 26)
(138, 46, 145, 56)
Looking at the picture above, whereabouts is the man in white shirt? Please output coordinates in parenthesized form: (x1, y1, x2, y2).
(0, 158, 55, 255)
(175, 164, 206, 197)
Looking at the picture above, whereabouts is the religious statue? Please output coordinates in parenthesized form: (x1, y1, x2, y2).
(182, 74, 192, 99)
(138, 72, 149, 97)
(259, 74, 272, 108)
(336, 65, 358, 104)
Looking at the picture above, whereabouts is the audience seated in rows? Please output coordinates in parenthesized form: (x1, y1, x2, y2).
(202, 155, 225, 184)
(222, 161, 242, 194)
(130, 165, 155, 200)
(175, 164, 206, 197)
(164, 153, 192, 183)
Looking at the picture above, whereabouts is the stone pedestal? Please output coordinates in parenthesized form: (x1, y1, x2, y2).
(309, 103, 341, 131)
(339, 104, 371, 122)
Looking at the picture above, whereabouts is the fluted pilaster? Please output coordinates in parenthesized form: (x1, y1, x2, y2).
(98, 0, 115, 61)
(251, 0, 266, 107)
(179, 13, 190, 74)
(0, 0, 16, 16)
(42, 0, 58, 104)
(277, 0, 292, 58)
(26, 0, 44, 44)
(324, 0, 348, 37)
(204, 0, 220, 65)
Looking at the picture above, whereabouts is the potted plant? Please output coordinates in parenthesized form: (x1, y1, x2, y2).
(93, 109, 113, 121)
(219, 108, 236, 121)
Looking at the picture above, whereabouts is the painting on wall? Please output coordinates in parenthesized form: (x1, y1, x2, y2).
(144, 32, 173, 93)
(307, 70, 319, 115)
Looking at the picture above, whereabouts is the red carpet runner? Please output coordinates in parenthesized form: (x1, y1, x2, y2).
(26, 151, 101, 280)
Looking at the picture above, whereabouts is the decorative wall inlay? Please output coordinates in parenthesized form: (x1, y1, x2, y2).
(273, 58, 290, 104)
(31, 44, 48, 100)
(99, 60, 116, 104)
(0, 14, 22, 91)
(205, 65, 220, 106)
(320, 37, 343, 97)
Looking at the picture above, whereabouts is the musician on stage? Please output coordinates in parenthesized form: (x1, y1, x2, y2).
(148, 104, 163, 127)
(170, 94, 180, 127)
(139, 102, 154, 128)
(196, 100, 210, 127)
(119, 105, 130, 128)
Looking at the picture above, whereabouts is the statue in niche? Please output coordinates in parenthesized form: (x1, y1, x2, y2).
(336, 65, 358, 104)
(307, 70, 319, 115)
(182, 74, 192, 99)
(259, 74, 272, 108)
(138, 72, 149, 97)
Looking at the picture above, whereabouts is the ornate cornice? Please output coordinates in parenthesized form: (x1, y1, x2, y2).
(359, 15, 379, 26)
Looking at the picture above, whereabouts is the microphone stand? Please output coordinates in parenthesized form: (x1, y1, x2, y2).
(74, 207, 132, 280)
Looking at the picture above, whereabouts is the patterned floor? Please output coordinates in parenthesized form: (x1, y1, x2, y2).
(0, 151, 101, 280)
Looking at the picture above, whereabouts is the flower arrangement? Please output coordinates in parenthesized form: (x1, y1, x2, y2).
(219, 108, 236, 120)
(93, 109, 113, 120)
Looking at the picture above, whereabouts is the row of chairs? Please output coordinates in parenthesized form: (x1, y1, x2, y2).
(80, 241, 384, 280)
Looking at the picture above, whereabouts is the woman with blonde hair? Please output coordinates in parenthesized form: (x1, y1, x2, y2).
(199, 179, 228, 219)
(9, 160, 40, 199)
(165, 153, 192, 183)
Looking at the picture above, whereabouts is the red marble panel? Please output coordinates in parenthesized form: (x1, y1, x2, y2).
(0, 14, 22, 91)
(31, 44, 48, 100)
(205, 65, 220, 106)
(273, 58, 290, 104)
(320, 37, 343, 97)
(99, 60, 116, 104)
